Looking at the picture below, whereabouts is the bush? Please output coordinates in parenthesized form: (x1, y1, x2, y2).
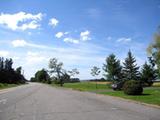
(123, 80, 143, 95)
(0, 83, 4, 88)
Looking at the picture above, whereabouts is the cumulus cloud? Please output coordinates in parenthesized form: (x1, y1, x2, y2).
(55, 30, 91, 44)
(63, 38, 79, 44)
(49, 18, 59, 27)
(0, 12, 43, 30)
(0, 51, 9, 57)
(116, 37, 132, 43)
(80, 30, 91, 41)
(55, 32, 64, 38)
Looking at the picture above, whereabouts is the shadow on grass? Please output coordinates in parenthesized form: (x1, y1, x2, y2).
(141, 93, 151, 96)
(129, 93, 151, 96)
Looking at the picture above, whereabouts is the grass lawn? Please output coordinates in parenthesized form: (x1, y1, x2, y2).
(99, 87, 160, 106)
(53, 82, 111, 91)
(0, 83, 19, 90)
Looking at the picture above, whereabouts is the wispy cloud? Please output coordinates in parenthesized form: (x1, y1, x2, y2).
(11, 39, 55, 50)
(116, 37, 132, 43)
(0, 12, 43, 31)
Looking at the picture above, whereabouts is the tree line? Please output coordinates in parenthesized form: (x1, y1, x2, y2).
(0, 57, 26, 84)
(103, 50, 157, 87)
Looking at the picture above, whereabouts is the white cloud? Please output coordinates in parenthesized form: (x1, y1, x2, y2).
(64, 38, 79, 44)
(54, 30, 91, 44)
(116, 37, 132, 43)
(26, 51, 47, 64)
(55, 32, 64, 38)
(12, 39, 27, 47)
(0, 51, 9, 57)
(49, 18, 59, 27)
(11, 39, 55, 49)
(80, 30, 91, 41)
(0, 12, 43, 30)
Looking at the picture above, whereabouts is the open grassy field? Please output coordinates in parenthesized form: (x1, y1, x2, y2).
(0, 83, 19, 90)
(56, 81, 160, 106)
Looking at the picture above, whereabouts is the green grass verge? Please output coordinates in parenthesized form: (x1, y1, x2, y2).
(53, 82, 111, 91)
(0, 83, 20, 90)
(99, 87, 160, 106)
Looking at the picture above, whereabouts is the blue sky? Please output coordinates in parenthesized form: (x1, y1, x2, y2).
(0, 0, 160, 80)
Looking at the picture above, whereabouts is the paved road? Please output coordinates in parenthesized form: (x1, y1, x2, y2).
(0, 83, 159, 120)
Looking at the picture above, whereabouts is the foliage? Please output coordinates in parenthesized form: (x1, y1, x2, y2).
(103, 54, 123, 81)
(140, 62, 157, 86)
(123, 80, 143, 95)
(123, 50, 140, 80)
(68, 68, 79, 77)
(91, 66, 101, 77)
(31, 69, 51, 84)
(0, 57, 26, 84)
(49, 58, 64, 86)
(61, 72, 70, 83)
(147, 27, 160, 77)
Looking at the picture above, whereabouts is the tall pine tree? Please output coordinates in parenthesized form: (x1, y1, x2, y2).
(123, 50, 140, 80)
(103, 54, 123, 82)
(141, 62, 157, 86)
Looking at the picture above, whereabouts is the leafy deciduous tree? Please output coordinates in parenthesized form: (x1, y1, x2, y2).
(147, 27, 160, 77)
(91, 66, 101, 89)
(49, 58, 64, 86)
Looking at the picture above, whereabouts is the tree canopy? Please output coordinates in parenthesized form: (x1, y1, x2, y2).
(0, 57, 26, 84)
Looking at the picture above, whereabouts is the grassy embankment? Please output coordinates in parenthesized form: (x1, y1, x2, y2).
(0, 83, 19, 90)
(53, 81, 160, 106)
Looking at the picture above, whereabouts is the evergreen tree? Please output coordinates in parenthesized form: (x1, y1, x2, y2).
(0, 57, 26, 84)
(123, 50, 140, 80)
(141, 62, 157, 86)
(103, 54, 123, 82)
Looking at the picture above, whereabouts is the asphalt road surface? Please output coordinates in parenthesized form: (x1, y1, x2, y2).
(0, 83, 159, 120)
